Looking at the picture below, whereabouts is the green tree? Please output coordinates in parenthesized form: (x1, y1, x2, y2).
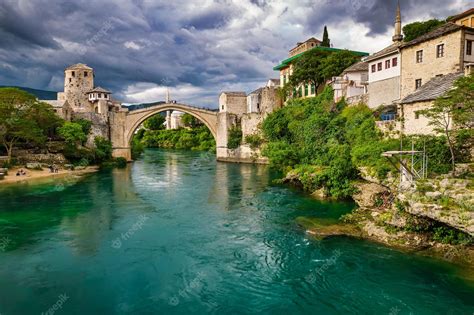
(182, 113, 200, 128)
(73, 118, 92, 135)
(0, 88, 48, 163)
(420, 74, 474, 172)
(227, 126, 242, 149)
(144, 114, 166, 130)
(58, 122, 87, 147)
(290, 49, 330, 95)
(321, 26, 330, 47)
(320, 50, 360, 81)
(403, 19, 445, 42)
(93, 136, 113, 163)
(289, 50, 359, 96)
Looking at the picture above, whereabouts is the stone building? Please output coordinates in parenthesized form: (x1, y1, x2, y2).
(247, 79, 281, 114)
(216, 79, 282, 163)
(331, 60, 368, 104)
(219, 92, 247, 115)
(44, 63, 119, 120)
(58, 63, 94, 112)
(274, 39, 368, 100)
(399, 72, 464, 135)
(41, 63, 120, 146)
(449, 7, 474, 27)
(169, 111, 185, 129)
(398, 14, 474, 135)
(399, 22, 474, 100)
(366, 2, 403, 110)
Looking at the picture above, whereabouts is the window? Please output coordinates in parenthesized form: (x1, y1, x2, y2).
(69, 78, 72, 83)
(385, 60, 391, 69)
(415, 79, 422, 89)
(72, 71, 75, 77)
(221, 105, 224, 110)
(436, 44, 444, 58)
(377, 62, 382, 71)
(467, 40, 473, 55)
(416, 50, 423, 63)
(305, 84, 309, 96)
(311, 84, 315, 95)
(371, 64, 376, 72)
(84, 71, 88, 77)
(392, 57, 398, 67)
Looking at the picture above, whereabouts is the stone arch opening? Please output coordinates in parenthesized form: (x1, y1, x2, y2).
(126, 106, 217, 147)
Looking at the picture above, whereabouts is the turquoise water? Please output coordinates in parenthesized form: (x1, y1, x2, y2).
(0, 149, 473, 314)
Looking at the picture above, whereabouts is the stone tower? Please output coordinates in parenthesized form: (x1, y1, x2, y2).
(392, 1, 403, 42)
(63, 63, 94, 112)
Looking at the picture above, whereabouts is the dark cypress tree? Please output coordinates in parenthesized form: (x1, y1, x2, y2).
(321, 26, 330, 47)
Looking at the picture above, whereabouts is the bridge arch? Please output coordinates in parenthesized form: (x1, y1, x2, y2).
(124, 103, 218, 146)
(110, 102, 219, 160)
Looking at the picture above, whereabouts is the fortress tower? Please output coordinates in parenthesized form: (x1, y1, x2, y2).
(58, 63, 94, 112)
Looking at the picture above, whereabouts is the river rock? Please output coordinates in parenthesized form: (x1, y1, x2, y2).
(26, 163, 42, 169)
(352, 181, 390, 210)
(425, 191, 442, 199)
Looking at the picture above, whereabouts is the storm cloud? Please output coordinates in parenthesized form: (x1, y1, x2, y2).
(0, 0, 470, 107)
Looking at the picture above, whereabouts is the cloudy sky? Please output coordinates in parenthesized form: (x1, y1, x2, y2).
(0, 0, 470, 108)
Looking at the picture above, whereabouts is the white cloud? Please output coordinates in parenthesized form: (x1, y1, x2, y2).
(124, 41, 141, 50)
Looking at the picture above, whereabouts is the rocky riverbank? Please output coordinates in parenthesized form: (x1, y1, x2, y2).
(287, 166, 474, 273)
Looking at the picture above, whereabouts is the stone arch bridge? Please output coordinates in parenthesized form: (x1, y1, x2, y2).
(110, 102, 219, 160)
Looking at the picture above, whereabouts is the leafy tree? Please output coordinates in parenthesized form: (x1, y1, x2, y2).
(403, 19, 445, 42)
(182, 113, 201, 128)
(321, 26, 330, 47)
(144, 114, 166, 130)
(227, 126, 242, 149)
(58, 122, 87, 147)
(420, 74, 474, 172)
(320, 50, 360, 82)
(93, 136, 113, 163)
(290, 49, 330, 94)
(0, 88, 49, 163)
(289, 50, 359, 96)
(73, 118, 92, 135)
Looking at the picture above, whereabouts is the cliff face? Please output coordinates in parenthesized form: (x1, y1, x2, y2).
(399, 177, 474, 236)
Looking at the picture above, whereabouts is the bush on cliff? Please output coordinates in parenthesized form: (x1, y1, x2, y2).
(261, 87, 397, 198)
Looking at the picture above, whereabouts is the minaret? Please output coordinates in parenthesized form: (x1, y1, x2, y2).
(165, 88, 170, 103)
(392, 1, 403, 42)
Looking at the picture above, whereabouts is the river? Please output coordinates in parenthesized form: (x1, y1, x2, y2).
(0, 149, 473, 314)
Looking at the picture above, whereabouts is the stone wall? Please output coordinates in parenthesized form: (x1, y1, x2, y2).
(261, 86, 282, 116)
(241, 113, 263, 137)
(347, 93, 369, 106)
(400, 30, 463, 99)
(400, 100, 437, 135)
(219, 92, 247, 115)
(73, 112, 110, 148)
(367, 76, 400, 108)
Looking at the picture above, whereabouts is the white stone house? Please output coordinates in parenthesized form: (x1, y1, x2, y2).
(366, 3, 403, 110)
(331, 60, 368, 104)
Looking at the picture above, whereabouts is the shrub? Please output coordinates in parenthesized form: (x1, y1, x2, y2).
(72, 118, 92, 135)
(93, 136, 112, 163)
(58, 122, 87, 146)
(244, 134, 263, 149)
(114, 157, 127, 168)
(432, 226, 473, 245)
(227, 126, 242, 149)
